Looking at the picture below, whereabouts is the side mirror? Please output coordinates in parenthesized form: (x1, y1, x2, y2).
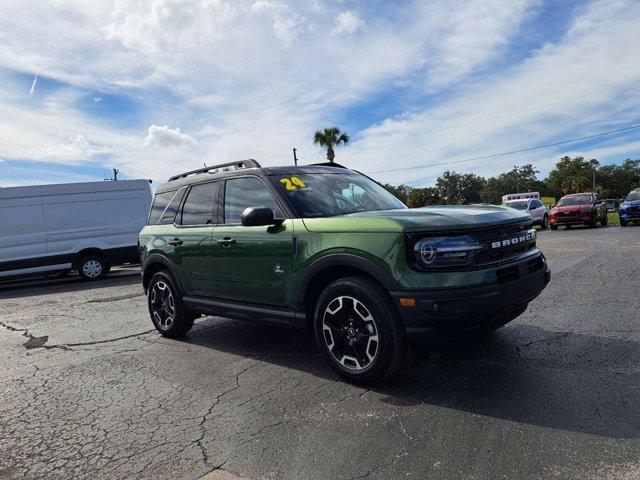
(241, 206, 283, 227)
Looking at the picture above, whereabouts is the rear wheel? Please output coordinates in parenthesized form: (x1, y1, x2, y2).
(148, 271, 195, 337)
(77, 254, 110, 281)
(314, 276, 406, 385)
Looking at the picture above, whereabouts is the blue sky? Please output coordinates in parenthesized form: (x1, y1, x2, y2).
(0, 0, 639, 188)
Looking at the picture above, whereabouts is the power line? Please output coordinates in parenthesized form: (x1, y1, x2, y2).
(367, 123, 640, 174)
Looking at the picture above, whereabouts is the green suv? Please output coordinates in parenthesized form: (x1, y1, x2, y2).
(139, 160, 550, 383)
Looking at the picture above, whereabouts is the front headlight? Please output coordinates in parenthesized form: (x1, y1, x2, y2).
(413, 235, 480, 268)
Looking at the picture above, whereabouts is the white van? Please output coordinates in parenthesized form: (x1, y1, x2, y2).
(0, 180, 152, 281)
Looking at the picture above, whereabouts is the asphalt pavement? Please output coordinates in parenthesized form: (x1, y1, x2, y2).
(1, 226, 639, 480)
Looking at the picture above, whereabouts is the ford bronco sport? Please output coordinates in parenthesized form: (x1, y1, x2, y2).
(139, 160, 550, 384)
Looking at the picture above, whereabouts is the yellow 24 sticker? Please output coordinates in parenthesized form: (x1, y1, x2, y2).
(280, 176, 307, 191)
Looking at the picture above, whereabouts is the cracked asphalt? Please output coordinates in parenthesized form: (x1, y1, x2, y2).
(1, 227, 639, 480)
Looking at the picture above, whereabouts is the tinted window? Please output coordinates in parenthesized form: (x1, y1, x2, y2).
(148, 191, 174, 225)
(557, 194, 593, 206)
(531, 200, 543, 208)
(180, 183, 217, 225)
(159, 187, 187, 225)
(224, 177, 282, 224)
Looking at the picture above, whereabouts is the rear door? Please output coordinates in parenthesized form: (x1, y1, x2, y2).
(211, 176, 294, 306)
(0, 188, 48, 277)
(172, 182, 218, 296)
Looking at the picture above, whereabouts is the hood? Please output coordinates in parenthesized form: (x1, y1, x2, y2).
(621, 199, 640, 208)
(551, 204, 590, 211)
(302, 205, 531, 233)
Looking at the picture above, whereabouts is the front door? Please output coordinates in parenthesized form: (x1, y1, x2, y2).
(212, 177, 293, 306)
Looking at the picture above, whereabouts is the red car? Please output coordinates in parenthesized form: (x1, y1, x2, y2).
(549, 193, 608, 230)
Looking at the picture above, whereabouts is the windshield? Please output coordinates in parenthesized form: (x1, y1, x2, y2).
(271, 171, 407, 217)
(625, 191, 640, 202)
(506, 200, 529, 210)
(557, 194, 592, 206)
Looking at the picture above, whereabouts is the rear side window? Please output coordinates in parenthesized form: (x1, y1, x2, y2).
(180, 183, 218, 225)
(148, 192, 174, 225)
(531, 200, 543, 208)
(224, 177, 282, 224)
(158, 187, 187, 225)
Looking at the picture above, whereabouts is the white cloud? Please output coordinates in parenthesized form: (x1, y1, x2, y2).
(26, 134, 108, 161)
(333, 11, 365, 35)
(0, 0, 637, 188)
(93, 96, 101, 102)
(145, 125, 196, 147)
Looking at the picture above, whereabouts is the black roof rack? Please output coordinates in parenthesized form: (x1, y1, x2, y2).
(311, 162, 347, 168)
(168, 159, 261, 182)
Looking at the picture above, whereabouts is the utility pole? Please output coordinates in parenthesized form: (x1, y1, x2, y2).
(589, 159, 599, 191)
(292, 147, 298, 166)
(112, 167, 119, 181)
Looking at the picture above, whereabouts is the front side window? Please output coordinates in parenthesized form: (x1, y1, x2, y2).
(224, 177, 282, 224)
(271, 172, 407, 218)
(180, 183, 217, 225)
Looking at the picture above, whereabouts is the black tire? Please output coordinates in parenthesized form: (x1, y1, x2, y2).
(588, 216, 597, 228)
(550, 224, 558, 231)
(601, 214, 608, 226)
(77, 254, 110, 281)
(620, 219, 628, 227)
(313, 276, 407, 385)
(541, 215, 549, 230)
(147, 271, 195, 338)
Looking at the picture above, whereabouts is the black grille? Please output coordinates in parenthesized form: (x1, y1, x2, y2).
(406, 220, 536, 271)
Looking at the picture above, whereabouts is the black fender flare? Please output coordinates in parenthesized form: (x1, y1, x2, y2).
(142, 253, 186, 294)
(294, 253, 401, 309)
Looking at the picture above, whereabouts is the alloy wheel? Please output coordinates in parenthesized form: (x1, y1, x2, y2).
(150, 281, 176, 330)
(322, 296, 379, 371)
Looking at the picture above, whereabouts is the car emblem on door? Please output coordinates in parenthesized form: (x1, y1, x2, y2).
(274, 263, 285, 275)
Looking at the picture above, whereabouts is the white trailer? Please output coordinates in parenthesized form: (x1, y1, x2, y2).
(0, 179, 152, 280)
(501, 191, 540, 205)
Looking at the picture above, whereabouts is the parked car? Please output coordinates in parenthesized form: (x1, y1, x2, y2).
(548, 192, 608, 230)
(619, 188, 640, 227)
(139, 160, 550, 384)
(504, 198, 549, 229)
(0, 179, 152, 280)
(601, 198, 620, 213)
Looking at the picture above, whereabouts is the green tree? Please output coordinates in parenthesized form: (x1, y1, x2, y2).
(381, 183, 412, 204)
(545, 156, 594, 198)
(480, 164, 544, 204)
(406, 187, 442, 207)
(597, 159, 640, 198)
(436, 170, 486, 204)
(313, 127, 350, 163)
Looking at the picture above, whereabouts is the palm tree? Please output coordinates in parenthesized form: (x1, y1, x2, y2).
(313, 127, 350, 163)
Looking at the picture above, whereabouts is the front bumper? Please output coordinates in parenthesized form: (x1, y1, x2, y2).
(619, 210, 640, 221)
(549, 212, 593, 225)
(390, 255, 550, 340)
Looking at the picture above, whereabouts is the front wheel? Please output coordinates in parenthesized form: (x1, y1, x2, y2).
(541, 215, 549, 230)
(601, 214, 608, 226)
(314, 276, 407, 385)
(148, 271, 195, 337)
(550, 224, 558, 231)
(620, 219, 628, 227)
(77, 254, 110, 281)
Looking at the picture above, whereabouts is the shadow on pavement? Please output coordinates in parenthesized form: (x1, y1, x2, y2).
(183, 318, 640, 439)
(0, 271, 141, 299)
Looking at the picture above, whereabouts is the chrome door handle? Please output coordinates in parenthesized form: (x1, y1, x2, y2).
(168, 238, 183, 246)
(216, 237, 236, 247)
